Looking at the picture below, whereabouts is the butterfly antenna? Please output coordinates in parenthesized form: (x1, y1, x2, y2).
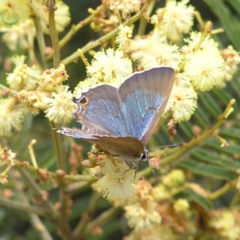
(148, 142, 183, 151)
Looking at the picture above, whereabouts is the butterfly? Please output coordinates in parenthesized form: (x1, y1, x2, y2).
(57, 66, 175, 170)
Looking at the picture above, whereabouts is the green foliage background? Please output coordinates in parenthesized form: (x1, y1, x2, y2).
(0, 0, 240, 239)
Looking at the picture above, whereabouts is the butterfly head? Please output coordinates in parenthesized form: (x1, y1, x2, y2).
(140, 150, 149, 162)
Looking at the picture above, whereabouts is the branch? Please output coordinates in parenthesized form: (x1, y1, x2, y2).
(0, 196, 47, 216)
(61, 3, 148, 66)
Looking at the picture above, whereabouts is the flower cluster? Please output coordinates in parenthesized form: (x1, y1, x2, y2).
(102, 0, 141, 19)
(115, 25, 133, 49)
(74, 48, 133, 95)
(0, 0, 30, 27)
(17, 63, 75, 124)
(0, 145, 16, 167)
(0, 145, 16, 184)
(152, 0, 195, 43)
(221, 45, 240, 82)
(0, 0, 70, 31)
(208, 210, 240, 240)
(0, 97, 28, 136)
(0, 0, 70, 48)
(92, 155, 138, 200)
(38, 64, 69, 92)
(121, 170, 194, 239)
(1, 19, 35, 50)
(0, 58, 74, 136)
(6, 55, 40, 91)
(0, 0, 239, 237)
(112, 179, 162, 230)
(0, 1, 73, 134)
(44, 85, 76, 125)
(69, 0, 240, 203)
(87, 48, 132, 84)
(152, 169, 186, 202)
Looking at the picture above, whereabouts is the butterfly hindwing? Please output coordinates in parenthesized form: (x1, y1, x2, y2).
(57, 127, 144, 159)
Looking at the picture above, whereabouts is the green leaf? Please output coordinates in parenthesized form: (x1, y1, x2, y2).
(203, 0, 240, 50)
(178, 121, 194, 139)
(212, 88, 233, 107)
(227, 0, 240, 15)
(205, 138, 240, 156)
(230, 75, 240, 101)
(219, 128, 240, 141)
(184, 188, 212, 210)
(177, 158, 236, 180)
(190, 148, 240, 171)
(192, 106, 210, 128)
(198, 92, 222, 119)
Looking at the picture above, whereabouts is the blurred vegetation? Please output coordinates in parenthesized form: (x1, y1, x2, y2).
(0, 0, 240, 239)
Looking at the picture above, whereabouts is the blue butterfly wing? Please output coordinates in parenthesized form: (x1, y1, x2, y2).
(118, 66, 175, 145)
(74, 84, 129, 137)
(58, 67, 174, 165)
(64, 66, 174, 147)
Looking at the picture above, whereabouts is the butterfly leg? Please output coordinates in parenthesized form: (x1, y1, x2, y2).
(123, 159, 139, 179)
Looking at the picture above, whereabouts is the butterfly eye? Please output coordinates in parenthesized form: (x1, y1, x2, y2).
(140, 151, 149, 161)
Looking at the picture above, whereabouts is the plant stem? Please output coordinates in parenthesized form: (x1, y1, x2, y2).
(139, 99, 236, 177)
(0, 84, 18, 97)
(13, 172, 54, 240)
(14, 159, 94, 182)
(32, 15, 48, 69)
(19, 168, 58, 218)
(161, 99, 236, 165)
(30, 214, 54, 240)
(46, 1, 73, 237)
(20, 167, 73, 239)
(208, 178, 238, 200)
(46, 0, 66, 173)
(61, 4, 148, 66)
(47, 5, 105, 61)
(85, 207, 121, 237)
(48, 0, 60, 67)
(0, 196, 47, 215)
(137, 0, 155, 35)
(73, 192, 102, 239)
(64, 181, 93, 193)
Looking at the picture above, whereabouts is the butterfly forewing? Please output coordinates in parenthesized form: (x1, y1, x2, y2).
(118, 67, 175, 145)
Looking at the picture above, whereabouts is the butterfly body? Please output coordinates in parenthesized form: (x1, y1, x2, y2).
(57, 66, 175, 169)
